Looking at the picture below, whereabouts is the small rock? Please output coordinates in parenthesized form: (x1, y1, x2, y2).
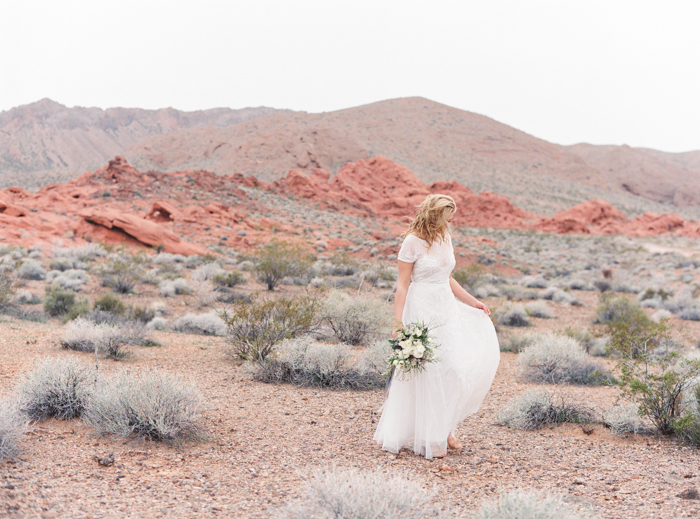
(572, 478, 586, 485)
(92, 452, 115, 466)
(677, 488, 700, 500)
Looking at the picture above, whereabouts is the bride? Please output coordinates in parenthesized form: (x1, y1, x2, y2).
(374, 194, 500, 459)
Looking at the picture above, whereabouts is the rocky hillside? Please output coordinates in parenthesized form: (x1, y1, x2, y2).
(124, 97, 700, 217)
(0, 99, 291, 189)
(3, 97, 699, 218)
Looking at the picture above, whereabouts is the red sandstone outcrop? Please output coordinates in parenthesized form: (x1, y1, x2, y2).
(0, 155, 699, 255)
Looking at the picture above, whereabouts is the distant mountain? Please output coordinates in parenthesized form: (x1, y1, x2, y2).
(124, 97, 700, 217)
(0, 99, 292, 189)
(2, 97, 699, 217)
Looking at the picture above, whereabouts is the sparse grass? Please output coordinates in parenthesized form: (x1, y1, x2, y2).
(497, 389, 594, 430)
(276, 467, 441, 519)
(83, 369, 203, 443)
(17, 357, 94, 421)
(250, 337, 385, 389)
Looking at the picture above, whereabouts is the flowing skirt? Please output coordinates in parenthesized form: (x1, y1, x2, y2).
(374, 280, 500, 459)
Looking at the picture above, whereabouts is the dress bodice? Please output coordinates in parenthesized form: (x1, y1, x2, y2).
(397, 234, 456, 284)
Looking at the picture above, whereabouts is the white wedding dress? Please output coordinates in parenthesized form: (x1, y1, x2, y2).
(374, 234, 500, 459)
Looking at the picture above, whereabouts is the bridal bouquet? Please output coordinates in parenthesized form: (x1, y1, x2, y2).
(387, 321, 439, 379)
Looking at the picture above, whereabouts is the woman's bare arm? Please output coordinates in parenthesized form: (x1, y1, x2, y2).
(393, 260, 414, 337)
(449, 276, 490, 315)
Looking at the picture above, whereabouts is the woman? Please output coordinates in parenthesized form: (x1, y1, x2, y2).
(373, 194, 500, 459)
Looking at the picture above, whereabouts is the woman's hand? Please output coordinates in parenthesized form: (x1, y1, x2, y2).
(473, 300, 490, 316)
(392, 321, 403, 339)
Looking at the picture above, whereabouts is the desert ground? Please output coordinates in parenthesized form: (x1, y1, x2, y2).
(2, 226, 700, 519)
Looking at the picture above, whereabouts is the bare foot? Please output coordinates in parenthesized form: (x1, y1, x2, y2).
(447, 435, 463, 450)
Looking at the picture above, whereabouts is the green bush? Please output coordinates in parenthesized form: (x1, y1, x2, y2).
(221, 290, 323, 361)
(607, 317, 700, 435)
(43, 285, 77, 317)
(328, 250, 359, 276)
(253, 239, 314, 291)
(63, 297, 90, 322)
(213, 270, 246, 287)
(675, 385, 700, 447)
(453, 264, 486, 293)
(93, 292, 127, 315)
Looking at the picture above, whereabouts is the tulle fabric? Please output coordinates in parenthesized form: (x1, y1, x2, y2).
(374, 234, 500, 459)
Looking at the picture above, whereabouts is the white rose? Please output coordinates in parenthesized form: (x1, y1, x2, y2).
(413, 344, 425, 358)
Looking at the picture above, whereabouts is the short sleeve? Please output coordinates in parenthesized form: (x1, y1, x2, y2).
(397, 235, 422, 263)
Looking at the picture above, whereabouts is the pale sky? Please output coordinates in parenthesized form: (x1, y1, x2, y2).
(1, 0, 699, 152)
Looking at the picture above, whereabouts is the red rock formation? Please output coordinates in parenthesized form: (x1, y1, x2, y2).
(0, 155, 699, 256)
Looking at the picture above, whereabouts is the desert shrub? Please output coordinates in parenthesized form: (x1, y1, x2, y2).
(130, 305, 156, 323)
(98, 253, 145, 293)
(472, 490, 589, 519)
(524, 301, 553, 319)
(153, 253, 186, 265)
(93, 292, 127, 315)
(675, 385, 700, 447)
(192, 262, 224, 282)
(50, 257, 75, 271)
(0, 270, 16, 311)
(607, 317, 700, 435)
(321, 291, 390, 345)
(276, 467, 439, 519)
(475, 284, 501, 299)
(172, 312, 227, 336)
(15, 289, 40, 305)
(494, 304, 531, 327)
(603, 405, 647, 435)
(213, 270, 247, 287)
(222, 290, 323, 361)
(147, 317, 168, 331)
(53, 243, 106, 263)
(497, 389, 594, 430)
(63, 297, 91, 322)
(61, 316, 147, 359)
(254, 239, 314, 290)
(0, 400, 26, 461)
(46, 269, 90, 291)
(520, 275, 548, 289)
(497, 332, 536, 353)
(593, 279, 612, 292)
(16, 259, 46, 280)
(140, 269, 161, 285)
(678, 306, 700, 321)
(453, 264, 486, 292)
(250, 337, 384, 389)
(651, 309, 673, 322)
(83, 369, 203, 443)
(17, 357, 94, 420)
(594, 293, 651, 331)
(518, 333, 608, 385)
(568, 278, 591, 291)
(158, 278, 191, 297)
(501, 286, 539, 301)
(328, 250, 359, 276)
(43, 285, 77, 316)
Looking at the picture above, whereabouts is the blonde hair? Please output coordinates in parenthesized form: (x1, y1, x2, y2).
(403, 194, 456, 246)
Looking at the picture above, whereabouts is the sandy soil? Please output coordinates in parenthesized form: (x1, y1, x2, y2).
(2, 290, 700, 519)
